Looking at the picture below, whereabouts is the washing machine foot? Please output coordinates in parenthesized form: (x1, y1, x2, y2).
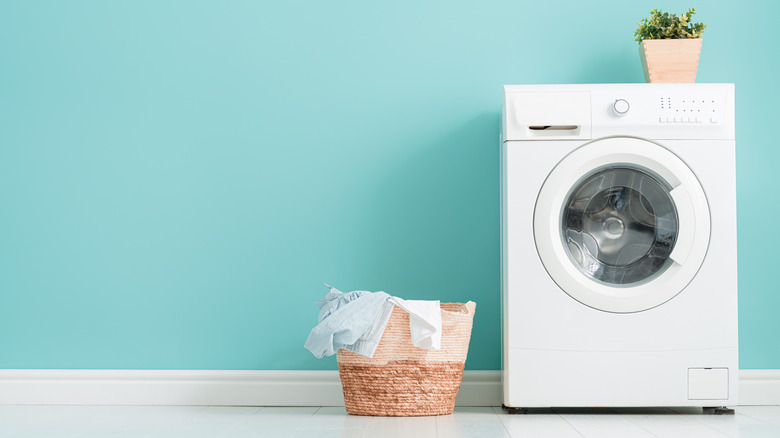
(703, 406, 735, 415)
(502, 405, 529, 414)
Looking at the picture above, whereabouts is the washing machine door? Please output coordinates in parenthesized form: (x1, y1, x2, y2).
(534, 137, 710, 313)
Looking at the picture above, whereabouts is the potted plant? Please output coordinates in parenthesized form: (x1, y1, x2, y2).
(635, 8, 706, 83)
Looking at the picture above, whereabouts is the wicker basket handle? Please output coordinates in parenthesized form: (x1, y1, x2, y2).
(455, 301, 476, 315)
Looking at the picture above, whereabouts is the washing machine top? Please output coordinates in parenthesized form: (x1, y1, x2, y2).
(502, 83, 734, 142)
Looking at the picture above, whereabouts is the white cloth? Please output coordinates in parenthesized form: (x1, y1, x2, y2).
(304, 285, 442, 358)
(388, 296, 442, 350)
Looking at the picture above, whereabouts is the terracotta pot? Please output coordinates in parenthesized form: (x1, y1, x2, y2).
(639, 39, 702, 83)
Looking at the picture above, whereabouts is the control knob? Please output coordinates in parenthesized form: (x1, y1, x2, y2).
(613, 99, 630, 116)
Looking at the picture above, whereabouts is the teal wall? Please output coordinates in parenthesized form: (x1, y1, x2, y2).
(0, 1, 777, 370)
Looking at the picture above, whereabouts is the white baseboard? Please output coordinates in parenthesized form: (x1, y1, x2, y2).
(739, 370, 780, 405)
(0, 370, 502, 407)
(0, 369, 777, 406)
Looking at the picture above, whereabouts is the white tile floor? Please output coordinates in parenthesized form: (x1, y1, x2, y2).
(1, 405, 779, 438)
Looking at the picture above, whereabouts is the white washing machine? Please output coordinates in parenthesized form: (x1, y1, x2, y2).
(500, 84, 737, 409)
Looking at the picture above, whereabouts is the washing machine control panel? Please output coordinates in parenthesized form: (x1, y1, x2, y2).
(600, 91, 727, 126)
(503, 84, 735, 141)
(591, 86, 733, 138)
(656, 95, 724, 124)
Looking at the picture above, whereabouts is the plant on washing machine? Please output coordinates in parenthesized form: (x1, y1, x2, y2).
(634, 8, 706, 83)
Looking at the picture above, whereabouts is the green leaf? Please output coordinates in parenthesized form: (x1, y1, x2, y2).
(634, 7, 706, 41)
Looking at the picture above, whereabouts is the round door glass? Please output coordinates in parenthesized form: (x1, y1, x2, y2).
(562, 166, 678, 286)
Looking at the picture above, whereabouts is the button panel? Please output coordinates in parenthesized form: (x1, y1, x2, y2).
(658, 95, 723, 124)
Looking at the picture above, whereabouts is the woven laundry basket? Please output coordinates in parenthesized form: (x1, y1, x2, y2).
(337, 301, 476, 416)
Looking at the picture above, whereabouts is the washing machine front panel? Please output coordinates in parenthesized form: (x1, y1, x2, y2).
(534, 136, 711, 313)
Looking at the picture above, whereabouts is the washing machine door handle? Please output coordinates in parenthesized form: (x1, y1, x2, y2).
(669, 184, 695, 265)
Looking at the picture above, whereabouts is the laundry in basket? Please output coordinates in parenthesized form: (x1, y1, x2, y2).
(304, 284, 442, 359)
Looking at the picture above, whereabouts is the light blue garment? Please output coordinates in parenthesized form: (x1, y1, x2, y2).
(346, 300, 395, 357)
(304, 285, 391, 359)
(315, 284, 365, 322)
